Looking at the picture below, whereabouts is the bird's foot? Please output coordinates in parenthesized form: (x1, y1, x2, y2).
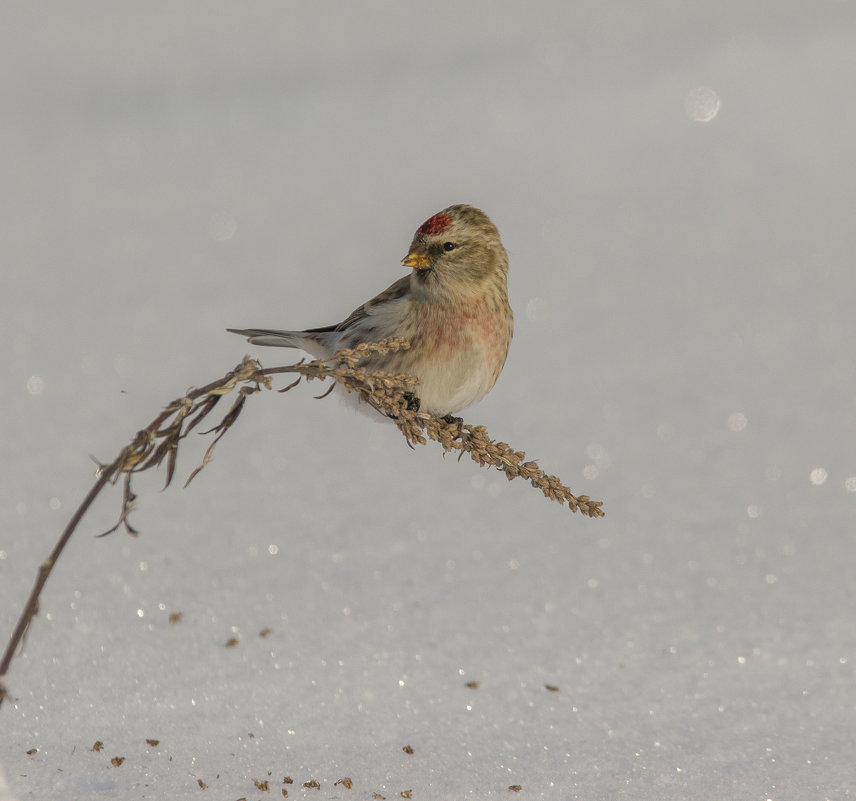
(440, 413, 464, 438)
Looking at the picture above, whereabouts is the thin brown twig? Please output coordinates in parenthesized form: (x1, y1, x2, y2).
(0, 464, 117, 686)
(0, 338, 602, 707)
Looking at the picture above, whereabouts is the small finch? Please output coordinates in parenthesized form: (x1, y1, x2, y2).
(228, 204, 513, 416)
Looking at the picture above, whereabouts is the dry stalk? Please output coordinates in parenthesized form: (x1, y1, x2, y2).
(0, 337, 602, 707)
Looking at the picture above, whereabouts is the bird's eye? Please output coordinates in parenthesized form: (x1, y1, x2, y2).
(443, 242, 456, 252)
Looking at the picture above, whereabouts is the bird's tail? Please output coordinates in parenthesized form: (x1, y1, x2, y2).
(226, 328, 306, 348)
(227, 327, 335, 360)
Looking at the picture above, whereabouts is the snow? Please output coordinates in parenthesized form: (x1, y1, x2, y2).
(2, 2, 855, 798)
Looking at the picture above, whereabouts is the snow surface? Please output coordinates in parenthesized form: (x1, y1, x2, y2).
(2, 2, 855, 799)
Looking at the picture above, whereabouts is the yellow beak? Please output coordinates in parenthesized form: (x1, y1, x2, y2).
(402, 252, 430, 270)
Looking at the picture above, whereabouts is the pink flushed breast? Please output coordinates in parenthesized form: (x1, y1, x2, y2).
(422, 300, 509, 367)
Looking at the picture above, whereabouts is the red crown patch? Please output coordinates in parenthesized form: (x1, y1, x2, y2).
(418, 212, 453, 236)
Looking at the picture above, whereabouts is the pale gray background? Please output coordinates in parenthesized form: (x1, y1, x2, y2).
(2, 2, 855, 799)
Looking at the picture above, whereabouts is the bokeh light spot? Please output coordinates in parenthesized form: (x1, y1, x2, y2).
(586, 442, 611, 469)
(684, 87, 721, 123)
(526, 297, 550, 323)
(656, 423, 675, 441)
(727, 412, 747, 432)
(209, 211, 238, 241)
(809, 467, 828, 486)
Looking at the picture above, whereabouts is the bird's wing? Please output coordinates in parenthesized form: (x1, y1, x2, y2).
(304, 274, 412, 334)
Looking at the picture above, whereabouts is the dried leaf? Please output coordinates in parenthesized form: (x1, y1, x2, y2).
(97, 474, 138, 537)
(184, 433, 223, 488)
(277, 376, 302, 393)
(313, 382, 336, 400)
(182, 394, 221, 436)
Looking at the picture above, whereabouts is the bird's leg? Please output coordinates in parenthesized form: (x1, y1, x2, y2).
(440, 413, 464, 440)
(383, 391, 420, 422)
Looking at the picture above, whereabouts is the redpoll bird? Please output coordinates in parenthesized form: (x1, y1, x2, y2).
(228, 204, 513, 416)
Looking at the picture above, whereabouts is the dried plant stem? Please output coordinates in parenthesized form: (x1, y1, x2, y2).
(0, 338, 602, 707)
(0, 357, 264, 704)
(0, 466, 116, 683)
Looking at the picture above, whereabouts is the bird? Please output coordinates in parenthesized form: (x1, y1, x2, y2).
(228, 204, 513, 417)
